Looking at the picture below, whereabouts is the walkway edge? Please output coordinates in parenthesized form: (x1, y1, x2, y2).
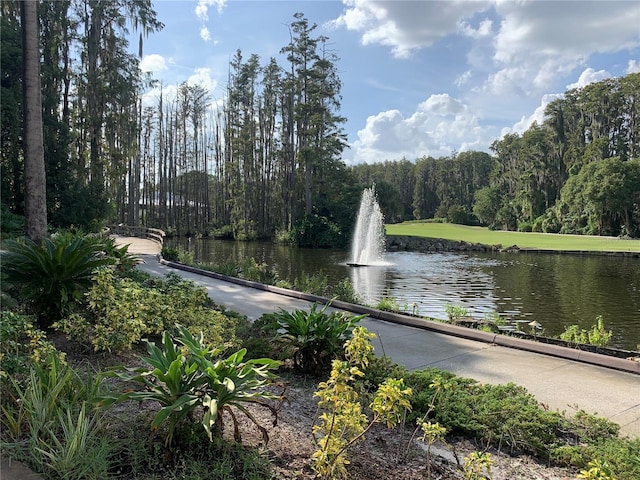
(160, 259, 640, 375)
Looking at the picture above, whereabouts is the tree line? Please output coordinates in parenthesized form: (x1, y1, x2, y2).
(2, 4, 359, 246)
(2, 2, 639, 245)
(353, 74, 640, 238)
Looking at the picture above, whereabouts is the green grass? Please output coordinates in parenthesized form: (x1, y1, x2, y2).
(385, 222, 640, 252)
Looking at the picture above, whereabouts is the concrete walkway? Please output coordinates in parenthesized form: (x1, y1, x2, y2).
(114, 237, 640, 437)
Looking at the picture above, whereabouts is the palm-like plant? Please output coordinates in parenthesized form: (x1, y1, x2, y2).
(2, 234, 115, 327)
(100, 326, 282, 453)
(263, 302, 365, 375)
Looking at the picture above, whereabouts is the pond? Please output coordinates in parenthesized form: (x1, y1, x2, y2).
(165, 237, 640, 351)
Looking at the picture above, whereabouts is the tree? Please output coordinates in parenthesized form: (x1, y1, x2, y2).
(21, 0, 47, 242)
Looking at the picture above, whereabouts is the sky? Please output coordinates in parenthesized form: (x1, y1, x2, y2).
(137, 0, 640, 165)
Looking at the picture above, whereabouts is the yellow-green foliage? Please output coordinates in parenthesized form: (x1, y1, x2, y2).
(577, 459, 617, 480)
(311, 326, 412, 479)
(559, 316, 613, 347)
(0, 311, 63, 377)
(463, 451, 494, 480)
(56, 270, 240, 352)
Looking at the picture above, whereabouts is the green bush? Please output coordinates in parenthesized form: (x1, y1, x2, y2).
(331, 278, 360, 304)
(241, 257, 278, 285)
(57, 270, 243, 352)
(445, 303, 468, 321)
(552, 437, 640, 480)
(517, 221, 533, 232)
(101, 326, 281, 451)
(1, 353, 113, 478)
(375, 291, 400, 312)
(262, 302, 364, 375)
(2, 234, 116, 328)
(403, 366, 627, 467)
(293, 271, 329, 296)
(290, 214, 346, 248)
(0, 311, 61, 377)
(559, 316, 613, 347)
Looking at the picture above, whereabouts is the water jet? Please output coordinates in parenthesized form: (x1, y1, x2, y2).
(349, 186, 386, 267)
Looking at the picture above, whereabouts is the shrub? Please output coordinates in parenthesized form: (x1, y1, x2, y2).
(517, 221, 533, 232)
(101, 326, 282, 453)
(445, 303, 468, 321)
(447, 205, 473, 225)
(2, 234, 116, 327)
(0, 311, 61, 377)
(290, 214, 346, 248)
(331, 278, 360, 304)
(56, 270, 242, 352)
(311, 326, 412, 479)
(262, 302, 364, 375)
(293, 272, 329, 296)
(375, 291, 400, 312)
(559, 316, 613, 347)
(0, 353, 112, 478)
(241, 257, 278, 285)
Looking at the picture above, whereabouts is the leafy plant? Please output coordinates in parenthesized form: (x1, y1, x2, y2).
(577, 459, 617, 480)
(241, 257, 278, 284)
(101, 326, 281, 454)
(375, 291, 400, 312)
(331, 278, 360, 304)
(57, 269, 242, 352)
(445, 303, 469, 321)
(262, 302, 364, 375)
(2, 234, 115, 327)
(0, 311, 61, 377)
(419, 420, 447, 479)
(293, 271, 329, 296)
(0, 352, 110, 478)
(311, 326, 412, 479)
(560, 316, 613, 347)
(462, 451, 493, 480)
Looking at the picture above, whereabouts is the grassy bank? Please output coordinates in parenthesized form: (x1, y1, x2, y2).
(385, 222, 640, 252)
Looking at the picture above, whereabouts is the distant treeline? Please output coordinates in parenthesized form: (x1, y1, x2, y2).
(1, 1, 638, 243)
(352, 74, 640, 238)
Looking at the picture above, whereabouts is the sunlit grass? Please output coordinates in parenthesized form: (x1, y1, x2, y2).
(384, 222, 640, 252)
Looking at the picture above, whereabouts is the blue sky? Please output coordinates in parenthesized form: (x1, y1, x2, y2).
(138, 0, 640, 164)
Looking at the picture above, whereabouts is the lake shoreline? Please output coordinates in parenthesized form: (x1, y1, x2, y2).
(386, 234, 640, 257)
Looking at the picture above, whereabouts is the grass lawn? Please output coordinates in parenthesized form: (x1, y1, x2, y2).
(384, 222, 640, 252)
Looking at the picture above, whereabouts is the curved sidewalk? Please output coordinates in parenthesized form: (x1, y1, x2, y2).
(111, 238, 640, 437)
(116, 237, 640, 437)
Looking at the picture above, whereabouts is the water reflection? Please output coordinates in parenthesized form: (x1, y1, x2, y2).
(165, 238, 640, 350)
(350, 265, 386, 306)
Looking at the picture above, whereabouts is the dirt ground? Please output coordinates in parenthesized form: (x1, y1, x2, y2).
(55, 334, 581, 480)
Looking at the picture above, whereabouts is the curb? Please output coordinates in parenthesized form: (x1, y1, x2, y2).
(160, 259, 640, 375)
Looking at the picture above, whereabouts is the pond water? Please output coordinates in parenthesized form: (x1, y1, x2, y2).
(165, 238, 640, 351)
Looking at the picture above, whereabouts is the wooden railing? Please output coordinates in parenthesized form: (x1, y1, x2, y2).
(106, 225, 165, 247)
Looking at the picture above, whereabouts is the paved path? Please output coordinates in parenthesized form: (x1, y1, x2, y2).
(118, 237, 640, 437)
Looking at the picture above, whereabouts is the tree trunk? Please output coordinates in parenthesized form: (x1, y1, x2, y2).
(21, 0, 48, 242)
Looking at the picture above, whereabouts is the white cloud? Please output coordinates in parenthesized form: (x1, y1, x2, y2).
(459, 18, 493, 39)
(488, 0, 640, 94)
(628, 60, 640, 74)
(139, 54, 170, 74)
(200, 26, 212, 42)
(502, 93, 563, 136)
(349, 93, 489, 163)
(331, 0, 491, 58)
(195, 0, 226, 21)
(455, 70, 472, 87)
(187, 68, 217, 92)
(566, 68, 611, 90)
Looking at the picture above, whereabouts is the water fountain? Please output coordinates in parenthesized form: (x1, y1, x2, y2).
(348, 186, 386, 266)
